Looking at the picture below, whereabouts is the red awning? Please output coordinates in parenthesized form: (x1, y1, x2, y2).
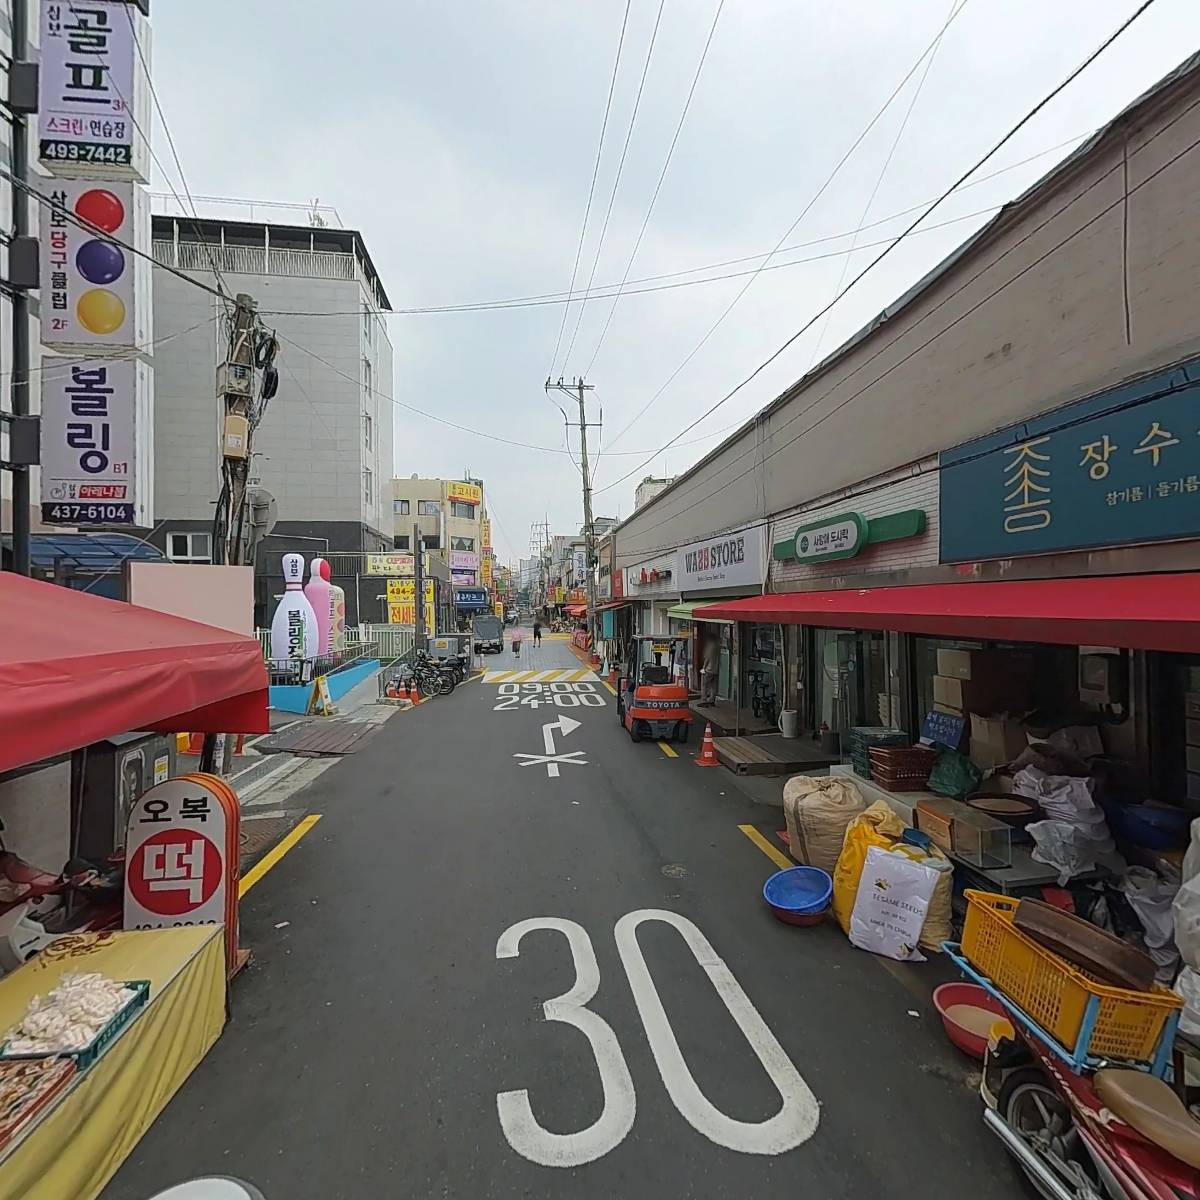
(596, 599, 631, 612)
(693, 574, 1200, 654)
(564, 603, 588, 617)
(0, 574, 269, 773)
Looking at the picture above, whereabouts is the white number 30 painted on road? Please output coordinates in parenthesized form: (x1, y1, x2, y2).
(495, 909, 819, 1166)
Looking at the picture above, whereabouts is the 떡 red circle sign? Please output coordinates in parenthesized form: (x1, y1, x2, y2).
(127, 828, 223, 918)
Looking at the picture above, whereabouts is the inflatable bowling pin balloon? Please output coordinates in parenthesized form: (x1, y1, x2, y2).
(320, 560, 347, 651)
(269, 553, 319, 660)
(304, 557, 333, 654)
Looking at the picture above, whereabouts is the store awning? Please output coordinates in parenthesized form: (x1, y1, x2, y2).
(564, 603, 588, 618)
(596, 599, 631, 612)
(692, 574, 1200, 653)
(0, 574, 269, 773)
(667, 600, 732, 626)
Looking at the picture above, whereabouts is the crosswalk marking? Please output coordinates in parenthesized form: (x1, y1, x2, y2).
(483, 669, 598, 684)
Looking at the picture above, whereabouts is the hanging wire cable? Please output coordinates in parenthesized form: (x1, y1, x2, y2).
(595, 0, 1161, 495)
(584, 0, 725, 382)
(600, 0, 971, 455)
(806, 0, 962, 368)
(560, 0, 667, 374)
(546, 1, 633, 382)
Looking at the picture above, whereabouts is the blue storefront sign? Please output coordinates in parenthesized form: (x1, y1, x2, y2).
(455, 587, 490, 610)
(940, 358, 1200, 563)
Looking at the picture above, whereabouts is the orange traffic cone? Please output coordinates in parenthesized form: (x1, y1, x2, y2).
(608, 665, 618, 687)
(409, 682, 422, 705)
(187, 733, 204, 755)
(695, 722, 720, 768)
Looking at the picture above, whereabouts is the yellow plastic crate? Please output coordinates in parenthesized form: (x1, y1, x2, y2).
(962, 890, 1181, 1064)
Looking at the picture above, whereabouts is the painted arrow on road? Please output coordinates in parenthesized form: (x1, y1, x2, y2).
(514, 715, 585, 778)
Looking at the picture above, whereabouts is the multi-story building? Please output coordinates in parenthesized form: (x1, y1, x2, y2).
(634, 477, 676, 511)
(391, 476, 488, 588)
(149, 214, 394, 621)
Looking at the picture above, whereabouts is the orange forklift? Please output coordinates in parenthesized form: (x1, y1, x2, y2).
(617, 635, 693, 744)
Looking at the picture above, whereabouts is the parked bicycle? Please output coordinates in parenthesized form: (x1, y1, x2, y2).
(388, 651, 456, 697)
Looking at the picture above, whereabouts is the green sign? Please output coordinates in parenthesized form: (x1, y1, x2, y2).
(773, 508, 926, 564)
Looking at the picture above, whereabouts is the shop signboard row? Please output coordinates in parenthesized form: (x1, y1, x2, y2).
(772, 508, 927, 565)
(366, 552, 435, 576)
(940, 361, 1200, 562)
(37, 2, 155, 529)
(675, 524, 766, 592)
(450, 550, 480, 570)
(456, 586, 490, 611)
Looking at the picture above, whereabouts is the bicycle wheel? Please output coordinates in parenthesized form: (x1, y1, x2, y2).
(436, 671, 456, 696)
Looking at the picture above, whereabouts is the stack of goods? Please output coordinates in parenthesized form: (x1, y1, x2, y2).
(2, 973, 144, 1065)
(782, 774, 866, 874)
(846, 727, 907, 779)
(1015, 766, 1124, 884)
(868, 745, 938, 791)
(0, 1058, 75, 1151)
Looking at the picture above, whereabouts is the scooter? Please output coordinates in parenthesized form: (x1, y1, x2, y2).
(982, 1017, 1200, 1199)
(0, 849, 124, 972)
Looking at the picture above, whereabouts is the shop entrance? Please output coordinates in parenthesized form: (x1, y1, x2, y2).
(810, 628, 901, 744)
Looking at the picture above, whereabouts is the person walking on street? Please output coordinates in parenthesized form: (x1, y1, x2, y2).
(701, 637, 720, 705)
(533, 619, 542, 647)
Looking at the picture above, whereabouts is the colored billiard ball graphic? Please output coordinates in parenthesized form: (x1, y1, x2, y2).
(77, 288, 126, 335)
(76, 239, 125, 285)
(74, 188, 125, 235)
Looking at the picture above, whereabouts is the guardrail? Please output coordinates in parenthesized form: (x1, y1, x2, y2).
(263, 637, 381, 687)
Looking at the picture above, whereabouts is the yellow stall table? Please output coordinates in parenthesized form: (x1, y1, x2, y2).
(0, 926, 227, 1200)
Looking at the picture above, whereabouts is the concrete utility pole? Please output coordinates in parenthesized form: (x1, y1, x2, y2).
(218, 294, 260, 567)
(545, 378, 599, 652)
(413, 521, 425, 649)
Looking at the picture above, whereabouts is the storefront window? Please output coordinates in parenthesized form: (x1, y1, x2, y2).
(811, 628, 898, 734)
(743, 624, 782, 725)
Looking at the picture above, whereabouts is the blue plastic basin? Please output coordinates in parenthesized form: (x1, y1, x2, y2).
(762, 866, 833, 914)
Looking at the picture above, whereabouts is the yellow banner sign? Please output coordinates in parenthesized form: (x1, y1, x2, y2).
(555, 586, 566, 604)
(481, 558, 493, 585)
(387, 579, 434, 628)
(494, 601, 504, 618)
(446, 481, 482, 506)
(386, 579, 433, 601)
(481, 517, 492, 551)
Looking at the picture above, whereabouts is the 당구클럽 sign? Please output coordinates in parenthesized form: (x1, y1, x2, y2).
(939, 359, 1200, 562)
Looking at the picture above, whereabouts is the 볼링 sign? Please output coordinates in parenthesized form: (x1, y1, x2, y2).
(40, 358, 141, 525)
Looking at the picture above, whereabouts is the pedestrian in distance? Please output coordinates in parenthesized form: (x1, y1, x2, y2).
(511, 629, 523, 658)
(533, 619, 542, 647)
(701, 637, 720, 705)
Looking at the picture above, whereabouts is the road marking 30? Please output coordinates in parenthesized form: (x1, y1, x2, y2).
(484, 669, 597, 683)
(495, 910, 819, 1166)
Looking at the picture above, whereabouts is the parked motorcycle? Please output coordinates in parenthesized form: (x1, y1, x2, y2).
(982, 1016, 1200, 1199)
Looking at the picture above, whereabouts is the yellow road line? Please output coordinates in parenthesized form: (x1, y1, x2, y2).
(657, 741, 678, 758)
(239, 814, 322, 898)
(737, 823, 793, 872)
(602, 680, 617, 695)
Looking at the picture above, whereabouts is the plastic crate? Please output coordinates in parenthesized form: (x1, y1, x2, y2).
(961, 892, 1180, 1066)
(847, 727, 907, 778)
(0, 980, 149, 1071)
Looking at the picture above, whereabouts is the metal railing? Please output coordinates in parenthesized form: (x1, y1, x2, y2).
(153, 240, 358, 282)
(260, 635, 382, 687)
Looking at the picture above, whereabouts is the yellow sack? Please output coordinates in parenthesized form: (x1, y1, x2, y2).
(832, 800, 952, 953)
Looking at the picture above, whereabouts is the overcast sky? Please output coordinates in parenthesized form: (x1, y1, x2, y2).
(149, 0, 1200, 565)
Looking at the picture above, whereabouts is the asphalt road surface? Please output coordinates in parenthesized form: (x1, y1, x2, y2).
(105, 631, 1018, 1199)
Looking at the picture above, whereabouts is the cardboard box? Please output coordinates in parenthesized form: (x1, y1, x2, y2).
(933, 672, 1031, 714)
(969, 714, 1028, 770)
(936, 648, 1033, 682)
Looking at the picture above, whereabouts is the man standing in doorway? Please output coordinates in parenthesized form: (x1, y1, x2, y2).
(532, 618, 542, 647)
(701, 636, 720, 705)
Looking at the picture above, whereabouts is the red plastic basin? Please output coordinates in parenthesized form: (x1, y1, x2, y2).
(932, 982, 1010, 1060)
(769, 902, 829, 927)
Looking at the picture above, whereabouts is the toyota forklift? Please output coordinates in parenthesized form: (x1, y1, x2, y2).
(617, 635, 693, 744)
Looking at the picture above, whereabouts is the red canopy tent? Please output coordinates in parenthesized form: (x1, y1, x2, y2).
(0, 574, 269, 774)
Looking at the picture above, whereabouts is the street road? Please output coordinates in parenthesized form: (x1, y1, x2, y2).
(105, 632, 1017, 1199)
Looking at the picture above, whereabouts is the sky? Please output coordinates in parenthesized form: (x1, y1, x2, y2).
(147, 0, 1200, 566)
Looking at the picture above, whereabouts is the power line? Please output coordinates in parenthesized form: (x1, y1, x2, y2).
(583, 0, 725, 380)
(595, 0, 1161, 496)
(254, 130, 1094, 320)
(601, 0, 972, 455)
(560, 0, 667, 374)
(546, 1, 632, 381)
(806, 0, 960, 368)
(608, 104, 1200, 554)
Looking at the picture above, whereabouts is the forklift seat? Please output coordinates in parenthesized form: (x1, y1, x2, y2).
(640, 665, 670, 685)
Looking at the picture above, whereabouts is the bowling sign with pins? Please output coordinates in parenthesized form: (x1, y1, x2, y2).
(269, 553, 319, 661)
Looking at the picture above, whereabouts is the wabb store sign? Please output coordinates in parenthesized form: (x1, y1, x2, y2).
(675, 525, 766, 591)
(39, 177, 149, 352)
(40, 357, 147, 525)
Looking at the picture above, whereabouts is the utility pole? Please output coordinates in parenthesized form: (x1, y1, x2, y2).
(545, 377, 599, 653)
(413, 521, 425, 649)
